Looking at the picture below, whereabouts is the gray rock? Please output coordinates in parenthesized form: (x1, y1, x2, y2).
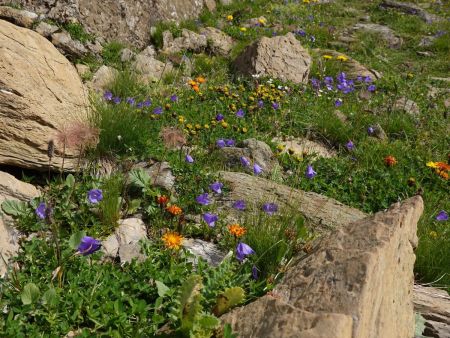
(118, 243, 146, 264)
(394, 97, 420, 117)
(85, 39, 103, 54)
(51, 31, 88, 58)
(101, 218, 147, 260)
(120, 48, 136, 62)
(371, 123, 388, 141)
(183, 238, 226, 266)
(35, 21, 59, 37)
(353, 23, 402, 48)
(88, 65, 118, 92)
(203, 0, 216, 11)
(200, 27, 233, 56)
(0, 171, 40, 277)
(133, 47, 173, 82)
(132, 161, 176, 191)
(162, 29, 207, 54)
(219, 0, 233, 4)
(272, 137, 336, 159)
(380, 0, 442, 23)
(0, 5, 37, 28)
(419, 36, 436, 48)
(234, 33, 312, 84)
(9, 0, 207, 48)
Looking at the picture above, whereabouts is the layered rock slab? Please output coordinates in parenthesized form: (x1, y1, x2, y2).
(0, 19, 88, 171)
(223, 196, 423, 337)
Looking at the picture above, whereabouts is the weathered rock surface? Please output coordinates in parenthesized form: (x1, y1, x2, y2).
(51, 31, 88, 58)
(88, 65, 118, 92)
(183, 238, 226, 266)
(414, 284, 450, 338)
(353, 23, 402, 48)
(133, 46, 173, 82)
(4, 0, 206, 48)
(380, 0, 442, 23)
(132, 161, 176, 191)
(218, 171, 366, 230)
(394, 97, 420, 117)
(0, 20, 88, 171)
(101, 218, 147, 262)
(162, 29, 207, 54)
(272, 137, 336, 159)
(0, 5, 37, 28)
(0, 171, 40, 277)
(217, 138, 278, 174)
(34, 21, 59, 37)
(234, 33, 312, 84)
(222, 196, 424, 338)
(314, 49, 381, 79)
(200, 27, 233, 56)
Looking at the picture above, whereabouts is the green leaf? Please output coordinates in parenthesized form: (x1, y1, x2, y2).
(128, 169, 151, 189)
(21, 283, 40, 305)
(415, 313, 427, 337)
(128, 199, 142, 214)
(1, 199, 28, 217)
(198, 315, 219, 329)
(65, 174, 76, 188)
(223, 323, 238, 338)
(69, 231, 86, 250)
(155, 281, 169, 298)
(213, 287, 245, 316)
(42, 287, 59, 308)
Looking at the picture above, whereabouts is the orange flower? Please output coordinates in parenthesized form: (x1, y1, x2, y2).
(157, 195, 169, 205)
(188, 80, 197, 86)
(228, 224, 246, 237)
(162, 232, 183, 250)
(426, 161, 449, 180)
(192, 85, 200, 92)
(166, 205, 182, 216)
(384, 155, 397, 167)
(196, 76, 206, 84)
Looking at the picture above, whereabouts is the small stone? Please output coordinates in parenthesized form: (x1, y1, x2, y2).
(394, 97, 420, 117)
(35, 21, 59, 37)
(162, 29, 207, 54)
(51, 31, 88, 58)
(89, 65, 118, 92)
(132, 162, 176, 191)
(133, 48, 173, 83)
(183, 238, 226, 266)
(120, 48, 136, 62)
(272, 137, 336, 159)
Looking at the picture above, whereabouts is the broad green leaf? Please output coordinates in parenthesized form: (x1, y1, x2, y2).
(65, 174, 75, 188)
(128, 169, 151, 189)
(213, 287, 245, 316)
(1, 199, 28, 217)
(42, 287, 59, 308)
(155, 281, 169, 298)
(21, 283, 40, 305)
(69, 231, 86, 249)
(198, 314, 220, 329)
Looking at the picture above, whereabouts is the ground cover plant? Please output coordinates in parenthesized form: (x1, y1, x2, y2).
(1, 0, 449, 336)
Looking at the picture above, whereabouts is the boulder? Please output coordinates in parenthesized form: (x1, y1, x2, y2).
(35, 21, 59, 37)
(200, 27, 233, 56)
(0, 171, 40, 277)
(162, 29, 207, 54)
(234, 33, 312, 84)
(0, 5, 37, 28)
(272, 137, 336, 159)
(223, 196, 424, 338)
(217, 171, 366, 230)
(133, 47, 173, 83)
(88, 65, 118, 92)
(0, 19, 89, 171)
(8, 0, 207, 48)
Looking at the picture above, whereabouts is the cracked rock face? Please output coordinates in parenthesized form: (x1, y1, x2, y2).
(5, 0, 206, 48)
(0, 19, 88, 171)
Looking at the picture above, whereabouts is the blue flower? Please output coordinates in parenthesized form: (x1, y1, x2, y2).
(216, 113, 224, 121)
(196, 193, 210, 205)
(253, 163, 263, 175)
(252, 265, 259, 280)
(346, 140, 355, 151)
(143, 99, 152, 107)
(272, 102, 280, 110)
(257, 100, 264, 108)
(126, 97, 135, 105)
(240, 156, 250, 167)
(335, 98, 343, 107)
(88, 189, 103, 204)
(368, 126, 375, 135)
(113, 97, 121, 104)
(262, 203, 278, 215)
(367, 84, 376, 92)
(185, 154, 194, 163)
(77, 236, 101, 256)
(203, 213, 218, 227)
(210, 182, 223, 194)
(236, 242, 255, 262)
(236, 109, 245, 118)
(225, 139, 235, 147)
(170, 94, 178, 102)
(435, 210, 448, 221)
(103, 91, 113, 101)
(216, 139, 226, 148)
(153, 107, 163, 115)
(35, 202, 47, 220)
(233, 200, 246, 210)
(305, 165, 317, 179)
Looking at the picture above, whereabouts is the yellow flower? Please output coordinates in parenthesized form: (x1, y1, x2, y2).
(429, 231, 438, 239)
(240, 27, 247, 32)
(221, 121, 229, 128)
(241, 127, 248, 133)
(336, 55, 348, 62)
(186, 123, 193, 130)
(407, 73, 414, 79)
(226, 15, 233, 22)
(178, 116, 185, 123)
(258, 17, 267, 25)
(195, 123, 202, 130)
(277, 144, 285, 152)
(204, 124, 210, 129)
(426, 161, 439, 169)
(162, 232, 183, 250)
(323, 55, 333, 60)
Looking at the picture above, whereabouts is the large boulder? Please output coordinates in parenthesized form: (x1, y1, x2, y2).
(234, 33, 312, 84)
(0, 171, 40, 277)
(0, 19, 88, 171)
(222, 196, 424, 338)
(5, 0, 207, 48)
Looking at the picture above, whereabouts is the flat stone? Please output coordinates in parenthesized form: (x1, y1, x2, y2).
(183, 238, 226, 266)
(394, 97, 420, 117)
(272, 137, 336, 159)
(35, 21, 59, 37)
(51, 31, 88, 58)
(353, 23, 402, 48)
(380, 0, 442, 23)
(0, 6, 37, 28)
(133, 49, 173, 83)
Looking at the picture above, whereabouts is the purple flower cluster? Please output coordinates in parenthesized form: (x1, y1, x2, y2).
(216, 139, 236, 148)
